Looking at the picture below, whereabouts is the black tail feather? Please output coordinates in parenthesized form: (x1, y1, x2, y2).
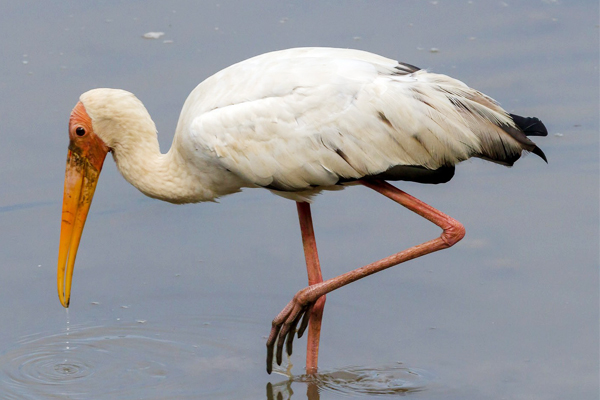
(509, 114, 548, 137)
(509, 113, 548, 163)
(531, 146, 548, 163)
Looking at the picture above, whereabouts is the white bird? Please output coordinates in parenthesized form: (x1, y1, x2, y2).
(57, 47, 547, 375)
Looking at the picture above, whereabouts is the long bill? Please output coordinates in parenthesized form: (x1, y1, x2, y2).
(57, 145, 106, 307)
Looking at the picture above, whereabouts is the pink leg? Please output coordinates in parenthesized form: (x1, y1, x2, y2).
(296, 202, 326, 375)
(266, 180, 465, 374)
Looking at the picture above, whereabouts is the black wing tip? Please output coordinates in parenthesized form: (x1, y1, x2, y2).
(509, 113, 548, 137)
(394, 62, 421, 75)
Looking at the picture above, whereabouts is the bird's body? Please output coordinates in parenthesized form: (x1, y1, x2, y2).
(58, 47, 547, 375)
(80, 47, 544, 204)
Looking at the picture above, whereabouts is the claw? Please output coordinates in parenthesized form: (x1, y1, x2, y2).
(266, 348, 274, 374)
(266, 325, 279, 374)
(285, 309, 304, 356)
(266, 287, 323, 374)
(297, 303, 313, 339)
(266, 303, 313, 373)
(266, 301, 291, 374)
(276, 303, 301, 365)
(276, 331, 285, 365)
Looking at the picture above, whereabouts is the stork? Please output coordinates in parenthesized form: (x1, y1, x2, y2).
(56, 47, 547, 375)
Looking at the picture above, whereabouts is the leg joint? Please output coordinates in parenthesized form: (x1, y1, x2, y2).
(440, 217, 466, 247)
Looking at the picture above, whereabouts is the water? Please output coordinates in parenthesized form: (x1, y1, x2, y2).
(0, 1, 598, 399)
(0, 317, 260, 399)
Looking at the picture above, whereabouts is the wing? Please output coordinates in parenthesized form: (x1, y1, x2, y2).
(176, 48, 544, 193)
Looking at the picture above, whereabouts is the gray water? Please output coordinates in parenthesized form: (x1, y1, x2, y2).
(0, 1, 598, 399)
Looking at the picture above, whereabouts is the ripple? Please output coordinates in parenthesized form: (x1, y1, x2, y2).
(318, 364, 430, 396)
(0, 318, 257, 400)
(16, 352, 92, 384)
(271, 364, 432, 398)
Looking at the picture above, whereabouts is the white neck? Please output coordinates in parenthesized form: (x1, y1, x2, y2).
(110, 139, 206, 204)
(82, 88, 244, 204)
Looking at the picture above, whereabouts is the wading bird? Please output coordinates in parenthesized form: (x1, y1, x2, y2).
(57, 47, 547, 375)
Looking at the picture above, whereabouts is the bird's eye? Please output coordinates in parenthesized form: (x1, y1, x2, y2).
(75, 127, 86, 136)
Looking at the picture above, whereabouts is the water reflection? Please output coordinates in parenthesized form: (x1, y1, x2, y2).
(268, 364, 431, 399)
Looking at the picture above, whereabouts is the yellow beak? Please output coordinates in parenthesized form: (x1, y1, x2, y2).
(58, 100, 109, 308)
(57, 147, 104, 307)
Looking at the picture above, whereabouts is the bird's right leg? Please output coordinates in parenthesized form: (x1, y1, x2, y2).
(296, 202, 326, 375)
(266, 179, 465, 374)
(265, 202, 326, 375)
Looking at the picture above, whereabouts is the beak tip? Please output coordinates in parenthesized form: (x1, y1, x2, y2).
(59, 296, 70, 308)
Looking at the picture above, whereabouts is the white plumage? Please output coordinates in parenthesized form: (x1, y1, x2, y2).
(59, 47, 547, 375)
(79, 47, 544, 204)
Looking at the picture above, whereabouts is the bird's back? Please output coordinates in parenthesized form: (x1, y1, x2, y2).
(173, 48, 546, 198)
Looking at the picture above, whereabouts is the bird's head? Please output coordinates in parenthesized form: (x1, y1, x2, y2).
(58, 89, 159, 307)
(57, 97, 109, 308)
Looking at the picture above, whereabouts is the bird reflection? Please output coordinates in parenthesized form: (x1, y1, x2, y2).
(267, 380, 320, 400)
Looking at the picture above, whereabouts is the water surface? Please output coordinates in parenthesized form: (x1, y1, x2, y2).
(0, 1, 598, 399)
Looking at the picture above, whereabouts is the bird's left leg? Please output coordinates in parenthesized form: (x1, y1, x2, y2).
(266, 202, 326, 375)
(266, 179, 465, 374)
